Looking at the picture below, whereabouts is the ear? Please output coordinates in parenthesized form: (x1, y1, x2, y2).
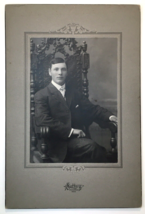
(48, 68, 51, 76)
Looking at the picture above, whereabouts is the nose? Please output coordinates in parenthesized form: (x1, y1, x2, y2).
(58, 69, 62, 75)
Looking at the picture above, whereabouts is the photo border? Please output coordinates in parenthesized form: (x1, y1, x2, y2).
(24, 27, 122, 169)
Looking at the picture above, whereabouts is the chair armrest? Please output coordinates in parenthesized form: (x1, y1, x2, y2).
(35, 125, 50, 137)
(33, 117, 50, 136)
(97, 121, 117, 134)
(40, 127, 50, 137)
(34, 125, 50, 161)
(97, 121, 117, 156)
(107, 122, 117, 134)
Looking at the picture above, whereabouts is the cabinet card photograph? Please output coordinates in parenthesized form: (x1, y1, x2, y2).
(6, 5, 141, 208)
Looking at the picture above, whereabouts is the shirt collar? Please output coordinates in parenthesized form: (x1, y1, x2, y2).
(51, 80, 65, 90)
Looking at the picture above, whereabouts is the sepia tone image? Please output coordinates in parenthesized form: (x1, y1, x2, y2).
(29, 36, 118, 164)
(6, 5, 141, 208)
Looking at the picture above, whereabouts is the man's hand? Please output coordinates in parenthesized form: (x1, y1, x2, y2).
(72, 129, 86, 138)
(109, 115, 117, 126)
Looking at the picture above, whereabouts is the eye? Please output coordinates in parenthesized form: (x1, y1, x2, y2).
(62, 68, 67, 71)
(54, 68, 59, 71)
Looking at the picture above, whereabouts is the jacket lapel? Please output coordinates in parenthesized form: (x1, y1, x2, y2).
(47, 83, 72, 109)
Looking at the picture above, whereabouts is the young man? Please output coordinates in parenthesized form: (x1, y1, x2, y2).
(34, 58, 117, 163)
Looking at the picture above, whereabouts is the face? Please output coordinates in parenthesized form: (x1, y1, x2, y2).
(49, 62, 67, 86)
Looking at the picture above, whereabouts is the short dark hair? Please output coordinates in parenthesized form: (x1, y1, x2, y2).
(49, 57, 66, 69)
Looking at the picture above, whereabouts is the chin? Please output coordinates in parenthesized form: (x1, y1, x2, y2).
(56, 80, 65, 85)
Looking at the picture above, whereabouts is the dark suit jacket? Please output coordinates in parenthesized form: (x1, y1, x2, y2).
(34, 83, 112, 162)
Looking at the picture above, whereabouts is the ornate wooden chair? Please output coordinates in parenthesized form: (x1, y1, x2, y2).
(30, 38, 117, 163)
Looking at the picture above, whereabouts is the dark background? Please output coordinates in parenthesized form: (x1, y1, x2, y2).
(32, 37, 117, 151)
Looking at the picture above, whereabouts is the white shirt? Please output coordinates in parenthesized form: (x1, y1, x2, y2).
(51, 80, 66, 98)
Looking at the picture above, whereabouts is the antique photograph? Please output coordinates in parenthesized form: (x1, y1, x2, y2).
(6, 5, 141, 209)
(29, 35, 119, 164)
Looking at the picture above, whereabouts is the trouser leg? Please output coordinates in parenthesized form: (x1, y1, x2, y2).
(64, 137, 107, 163)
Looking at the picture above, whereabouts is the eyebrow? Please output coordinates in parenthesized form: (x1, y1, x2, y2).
(53, 67, 66, 69)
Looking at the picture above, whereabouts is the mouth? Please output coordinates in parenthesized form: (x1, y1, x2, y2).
(57, 77, 63, 79)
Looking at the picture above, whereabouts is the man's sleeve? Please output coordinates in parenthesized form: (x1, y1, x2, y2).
(34, 91, 71, 140)
(78, 92, 113, 123)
